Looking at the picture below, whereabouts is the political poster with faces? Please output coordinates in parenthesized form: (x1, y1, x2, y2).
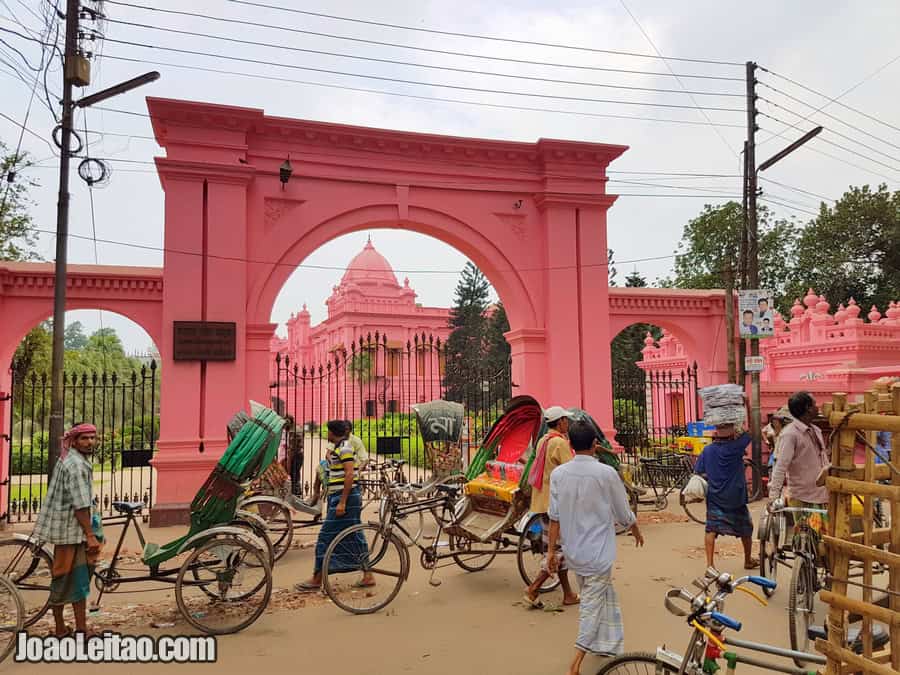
(738, 289, 775, 339)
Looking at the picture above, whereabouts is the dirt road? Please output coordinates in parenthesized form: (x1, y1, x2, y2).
(11, 504, 804, 674)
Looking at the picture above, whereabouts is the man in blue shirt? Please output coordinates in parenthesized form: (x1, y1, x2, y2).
(694, 424, 757, 569)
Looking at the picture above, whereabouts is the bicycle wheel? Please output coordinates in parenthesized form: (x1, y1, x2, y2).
(380, 492, 424, 546)
(450, 534, 499, 572)
(758, 515, 780, 598)
(596, 652, 677, 674)
(240, 497, 294, 562)
(322, 523, 408, 615)
(516, 514, 561, 593)
(176, 535, 272, 635)
(0, 574, 23, 664)
(680, 484, 706, 525)
(0, 538, 52, 627)
(230, 516, 276, 568)
(789, 556, 816, 664)
(745, 459, 763, 502)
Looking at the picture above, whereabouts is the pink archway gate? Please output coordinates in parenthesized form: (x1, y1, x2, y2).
(149, 97, 627, 523)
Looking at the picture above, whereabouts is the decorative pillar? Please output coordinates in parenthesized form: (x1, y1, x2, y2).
(504, 328, 547, 402)
(247, 323, 277, 406)
(151, 161, 255, 526)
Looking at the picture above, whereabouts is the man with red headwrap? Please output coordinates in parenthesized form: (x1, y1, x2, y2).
(33, 423, 103, 636)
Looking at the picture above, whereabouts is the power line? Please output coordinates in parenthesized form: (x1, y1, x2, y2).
(222, 0, 743, 67)
(759, 99, 900, 167)
(0, 108, 56, 152)
(33, 225, 683, 272)
(760, 65, 900, 136)
(617, 0, 739, 158)
(102, 1, 744, 82)
(758, 84, 900, 154)
(103, 37, 747, 113)
(759, 111, 900, 177)
(105, 17, 743, 99)
(758, 195, 818, 218)
(758, 177, 834, 203)
(100, 54, 748, 129)
(756, 54, 900, 149)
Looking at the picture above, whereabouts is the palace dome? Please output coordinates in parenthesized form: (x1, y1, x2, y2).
(340, 237, 399, 287)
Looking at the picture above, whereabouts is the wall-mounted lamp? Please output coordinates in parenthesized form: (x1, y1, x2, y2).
(279, 157, 293, 190)
(513, 199, 523, 209)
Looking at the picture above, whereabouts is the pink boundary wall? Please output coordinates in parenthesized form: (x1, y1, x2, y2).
(146, 97, 629, 522)
(638, 288, 900, 426)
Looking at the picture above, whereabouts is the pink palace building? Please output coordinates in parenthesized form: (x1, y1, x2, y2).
(269, 238, 452, 418)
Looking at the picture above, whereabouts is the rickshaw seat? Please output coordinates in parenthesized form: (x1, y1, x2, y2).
(112, 501, 144, 515)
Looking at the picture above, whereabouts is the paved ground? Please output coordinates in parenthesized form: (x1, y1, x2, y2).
(8, 503, 816, 674)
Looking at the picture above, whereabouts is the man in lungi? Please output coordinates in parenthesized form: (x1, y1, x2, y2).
(33, 423, 103, 637)
(548, 421, 644, 675)
(695, 423, 758, 569)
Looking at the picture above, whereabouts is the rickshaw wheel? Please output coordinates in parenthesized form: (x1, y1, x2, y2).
(176, 535, 272, 635)
(450, 534, 499, 572)
(516, 513, 560, 593)
(0, 573, 24, 664)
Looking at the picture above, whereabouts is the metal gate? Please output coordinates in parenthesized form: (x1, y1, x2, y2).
(612, 363, 700, 455)
(7, 361, 159, 522)
(271, 332, 512, 492)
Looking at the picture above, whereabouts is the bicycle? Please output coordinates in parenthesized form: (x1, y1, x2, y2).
(757, 500, 887, 665)
(598, 568, 823, 674)
(624, 452, 762, 525)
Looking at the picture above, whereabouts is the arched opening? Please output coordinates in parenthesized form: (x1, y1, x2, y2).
(5, 310, 161, 522)
(611, 321, 700, 455)
(266, 229, 512, 488)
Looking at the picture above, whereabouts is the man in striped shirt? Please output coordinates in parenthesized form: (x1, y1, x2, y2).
(296, 420, 373, 591)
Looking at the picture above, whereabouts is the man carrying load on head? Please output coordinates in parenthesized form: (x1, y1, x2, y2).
(33, 423, 104, 637)
(523, 406, 579, 608)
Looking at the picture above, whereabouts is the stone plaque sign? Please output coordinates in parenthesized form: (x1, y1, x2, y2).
(173, 321, 236, 361)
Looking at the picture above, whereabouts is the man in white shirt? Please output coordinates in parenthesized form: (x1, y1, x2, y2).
(548, 420, 644, 675)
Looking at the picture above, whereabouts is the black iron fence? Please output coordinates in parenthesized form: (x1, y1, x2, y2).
(7, 361, 159, 522)
(612, 363, 700, 456)
(271, 332, 512, 492)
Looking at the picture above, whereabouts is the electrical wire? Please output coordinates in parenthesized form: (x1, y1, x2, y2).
(756, 55, 900, 149)
(29, 225, 685, 273)
(760, 65, 900, 136)
(221, 0, 744, 67)
(758, 195, 818, 218)
(617, 0, 739, 158)
(104, 17, 743, 99)
(759, 85, 900, 155)
(99, 54, 748, 129)
(0, 109, 56, 153)
(101, 1, 744, 83)
(757, 177, 834, 203)
(102, 38, 747, 113)
(759, 112, 900, 178)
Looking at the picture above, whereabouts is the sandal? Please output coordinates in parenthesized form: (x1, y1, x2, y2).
(294, 581, 321, 593)
(352, 580, 376, 589)
(744, 558, 760, 570)
(522, 594, 544, 610)
(562, 596, 581, 606)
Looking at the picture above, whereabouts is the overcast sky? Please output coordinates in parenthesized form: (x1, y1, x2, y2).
(1, 0, 898, 351)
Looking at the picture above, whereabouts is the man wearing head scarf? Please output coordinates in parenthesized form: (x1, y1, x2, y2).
(33, 423, 103, 637)
(523, 406, 579, 608)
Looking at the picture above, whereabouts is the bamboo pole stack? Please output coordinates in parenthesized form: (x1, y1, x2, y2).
(817, 381, 900, 674)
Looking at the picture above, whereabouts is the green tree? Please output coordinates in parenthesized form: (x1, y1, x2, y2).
(787, 184, 899, 311)
(483, 302, 511, 398)
(348, 352, 373, 385)
(64, 321, 88, 349)
(0, 143, 40, 261)
(663, 201, 797, 312)
(12, 322, 52, 378)
(443, 262, 490, 402)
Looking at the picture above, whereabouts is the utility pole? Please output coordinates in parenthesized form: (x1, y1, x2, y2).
(744, 61, 762, 496)
(742, 60, 821, 497)
(47, 1, 159, 478)
(47, 0, 82, 479)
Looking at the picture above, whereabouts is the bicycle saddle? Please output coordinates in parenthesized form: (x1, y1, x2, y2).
(111, 501, 144, 515)
(806, 623, 889, 654)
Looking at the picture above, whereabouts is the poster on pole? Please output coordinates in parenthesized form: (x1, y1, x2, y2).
(738, 289, 774, 339)
(744, 356, 765, 373)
